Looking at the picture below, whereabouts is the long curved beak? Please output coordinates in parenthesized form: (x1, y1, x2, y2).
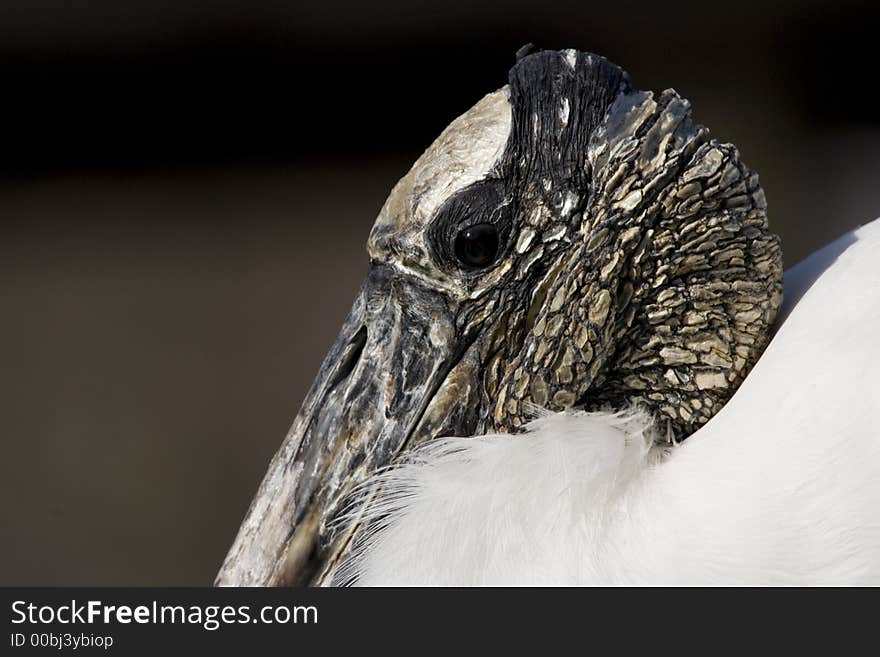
(216, 263, 476, 585)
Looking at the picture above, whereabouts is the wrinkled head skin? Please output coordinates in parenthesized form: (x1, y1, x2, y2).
(216, 49, 783, 586)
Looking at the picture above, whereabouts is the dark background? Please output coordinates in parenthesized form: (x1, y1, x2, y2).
(1, 1, 878, 584)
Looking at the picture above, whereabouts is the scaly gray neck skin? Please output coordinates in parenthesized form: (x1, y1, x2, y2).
(216, 49, 783, 588)
(487, 82, 782, 437)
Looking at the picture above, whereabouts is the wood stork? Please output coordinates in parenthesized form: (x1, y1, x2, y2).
(216, 49, 880, 586)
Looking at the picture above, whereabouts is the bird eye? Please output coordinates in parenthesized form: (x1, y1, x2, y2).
(454, 223, 500, 269)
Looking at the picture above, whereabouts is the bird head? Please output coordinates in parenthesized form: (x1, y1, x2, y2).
(216, 49, 783, 586)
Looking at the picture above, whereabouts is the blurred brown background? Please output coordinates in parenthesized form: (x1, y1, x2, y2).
(1, 0, 878, 584)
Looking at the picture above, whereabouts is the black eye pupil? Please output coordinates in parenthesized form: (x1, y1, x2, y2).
(454, 223, 499, 268)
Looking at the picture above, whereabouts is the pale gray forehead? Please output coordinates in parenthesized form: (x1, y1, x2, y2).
(404, 88, 512, 224)
(367, 88, 512, 280)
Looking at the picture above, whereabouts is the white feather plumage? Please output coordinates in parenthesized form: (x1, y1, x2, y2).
(339, 219, 880, 585)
